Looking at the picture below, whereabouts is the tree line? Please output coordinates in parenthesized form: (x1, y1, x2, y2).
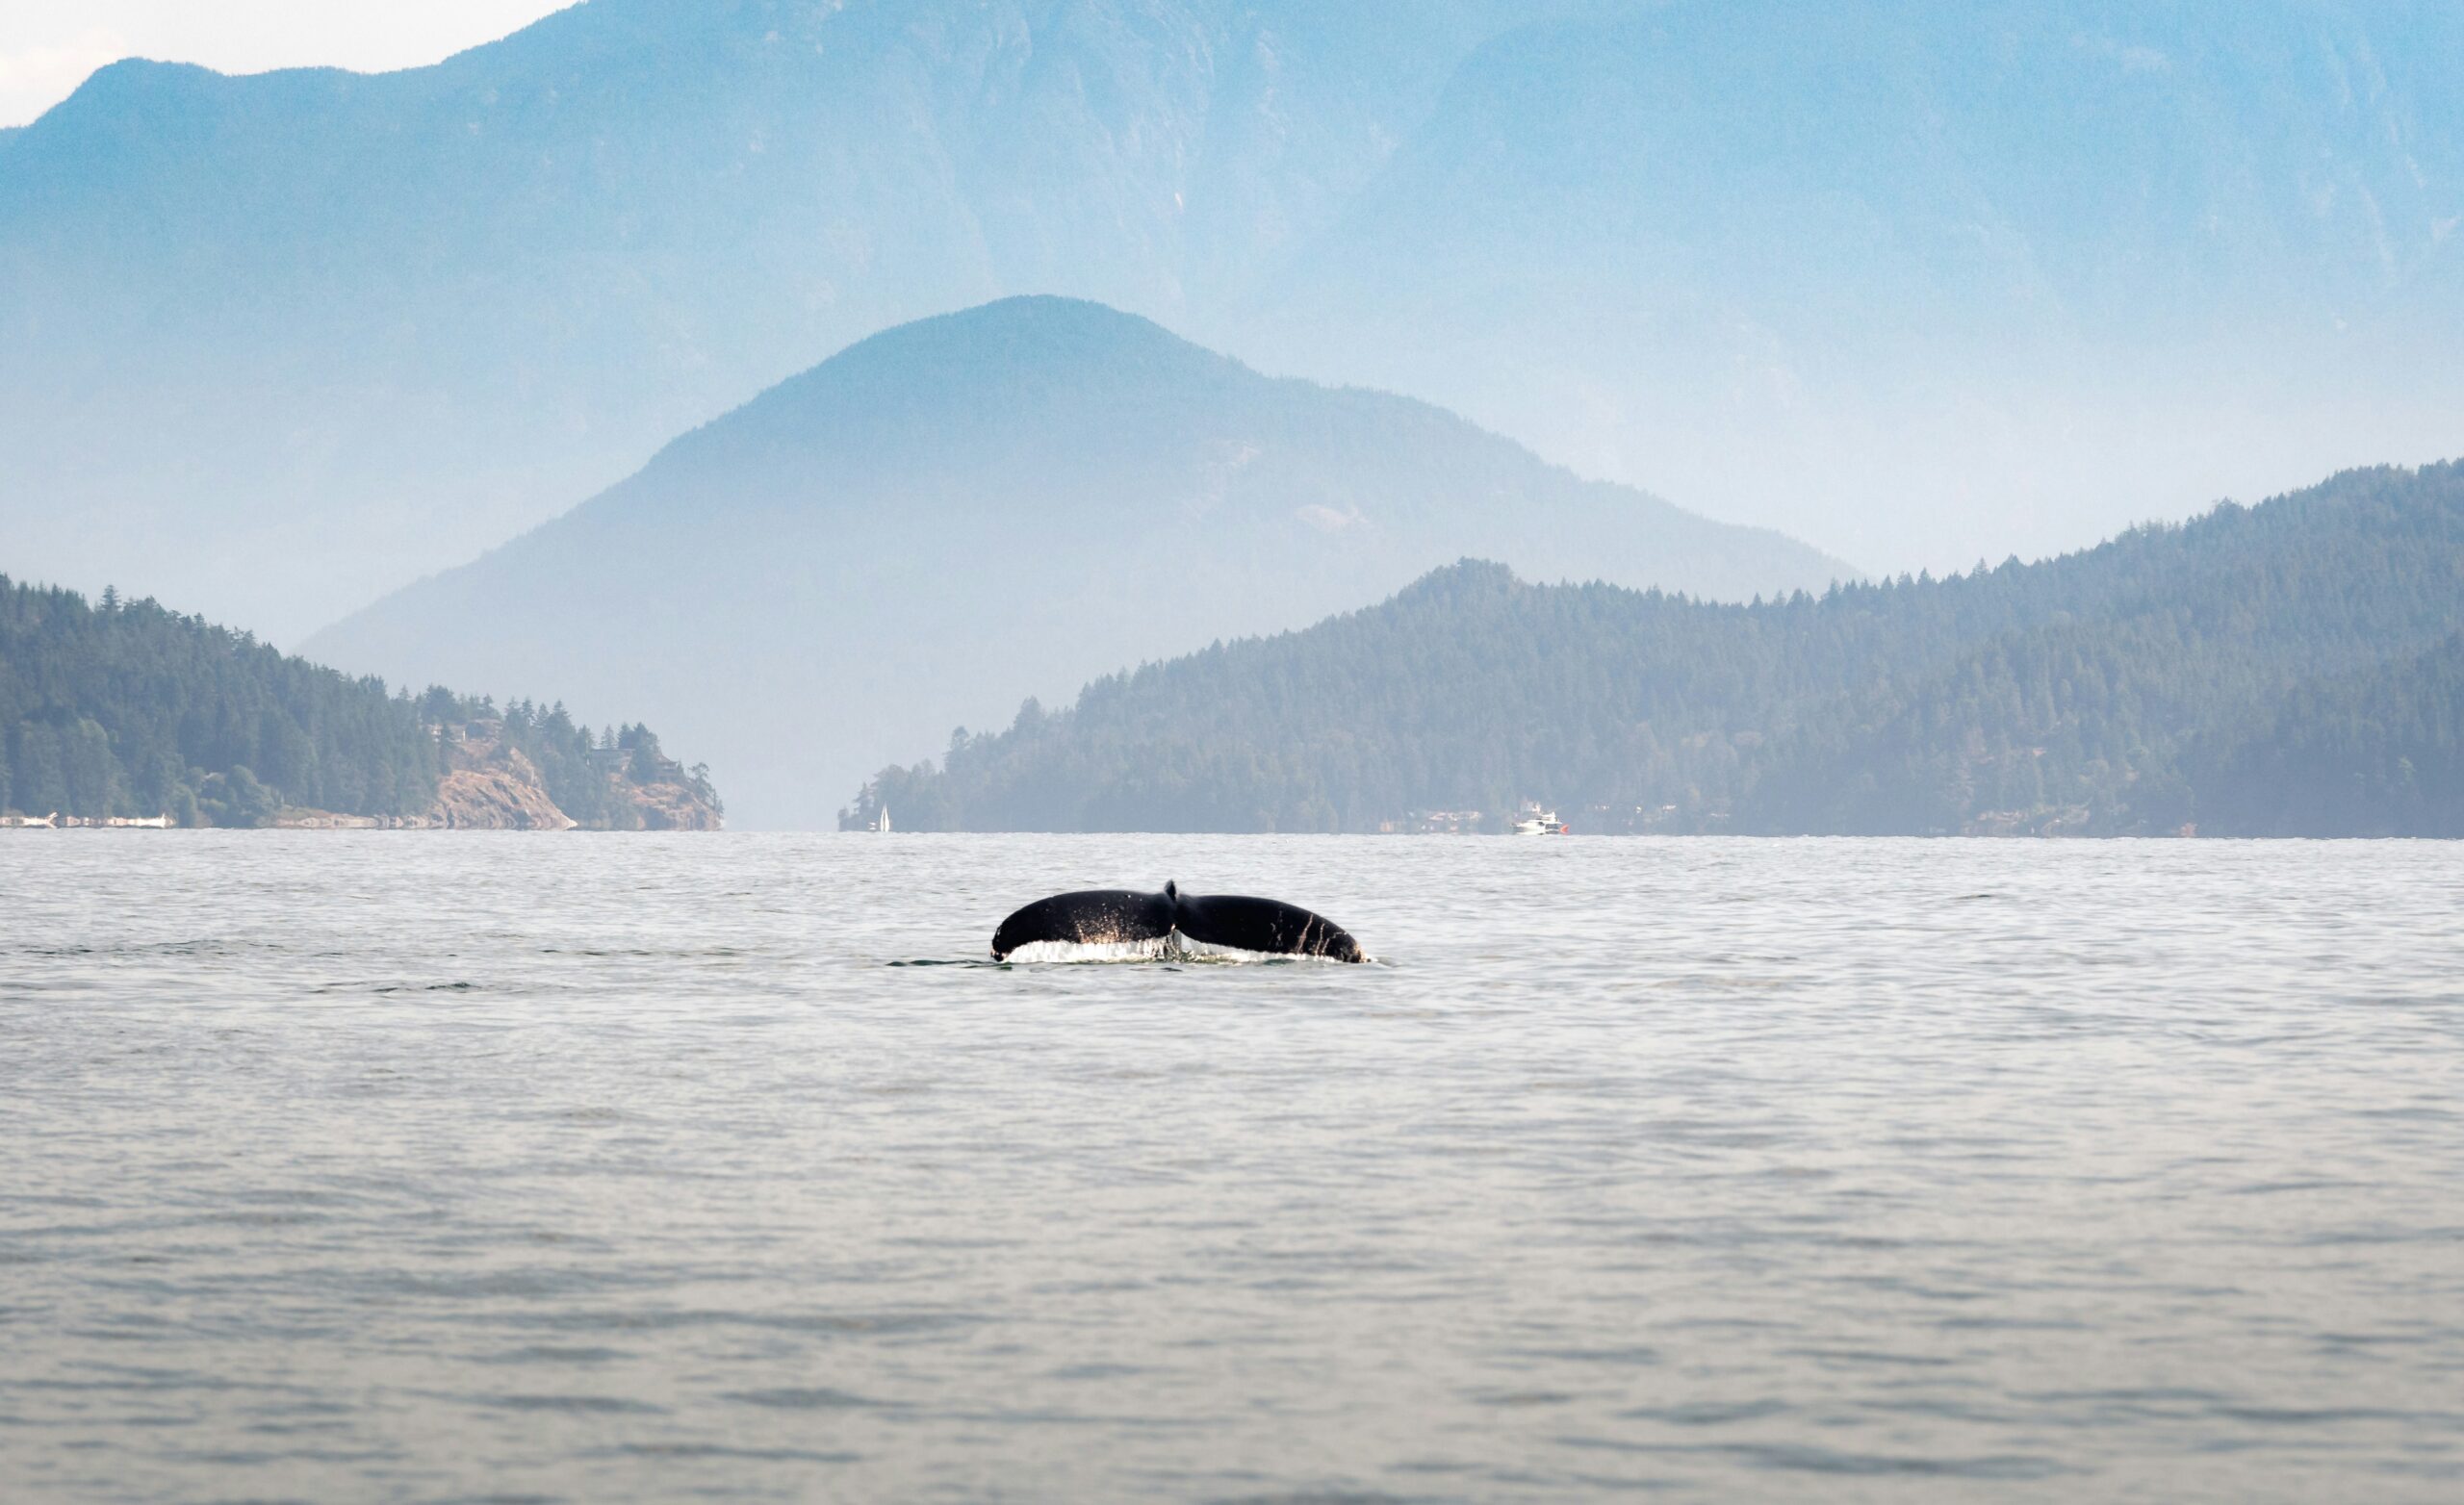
(845, 463, 2464, 836)
(2, 578, 717, 826)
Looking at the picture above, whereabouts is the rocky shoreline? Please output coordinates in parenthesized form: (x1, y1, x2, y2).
(6, 721, 721, 832)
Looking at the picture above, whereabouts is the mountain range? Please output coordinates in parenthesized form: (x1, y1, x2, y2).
(7, 0, 2462, 642)
(302, 296, 1848, 829)
(847, 461, 2464, 837)
(0, 0, 1527, 640)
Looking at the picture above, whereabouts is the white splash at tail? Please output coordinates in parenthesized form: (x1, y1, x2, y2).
(1000, 932, 1368, 965)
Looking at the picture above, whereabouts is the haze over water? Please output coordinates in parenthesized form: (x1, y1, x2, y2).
(4, 833, 2459, 1501)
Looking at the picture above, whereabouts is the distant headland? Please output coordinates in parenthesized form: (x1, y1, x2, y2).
(1, 576, 719, 830)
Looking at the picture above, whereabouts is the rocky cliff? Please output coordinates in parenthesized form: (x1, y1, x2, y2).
(263, 719, 722, 830)
(431, 744, 576, 830)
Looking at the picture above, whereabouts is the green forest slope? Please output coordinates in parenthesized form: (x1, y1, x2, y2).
(847, 463, 2464, 836)
(1, 578, 715, 827)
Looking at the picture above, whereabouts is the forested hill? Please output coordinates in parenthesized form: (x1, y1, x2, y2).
(1, 578, 718, 828)
(847, 463, 2464, 837)
(2188, 630, 2464, 838)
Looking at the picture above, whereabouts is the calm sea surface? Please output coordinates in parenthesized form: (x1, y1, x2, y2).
(3, 834, 2460, 1502)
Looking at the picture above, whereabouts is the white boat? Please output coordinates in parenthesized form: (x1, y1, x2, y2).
(1511, 802, 1568, 835)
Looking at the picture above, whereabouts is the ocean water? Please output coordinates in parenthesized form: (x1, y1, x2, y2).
(3, 832, 2459, 1503)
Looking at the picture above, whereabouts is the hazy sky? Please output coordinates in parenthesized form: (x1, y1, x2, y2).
(0, 0, 570, 127)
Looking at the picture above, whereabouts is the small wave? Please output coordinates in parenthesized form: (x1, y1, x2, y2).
(724, 1386, 899, 1411)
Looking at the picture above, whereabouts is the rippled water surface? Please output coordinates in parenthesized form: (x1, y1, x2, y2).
(4, 833, 2461, 1502)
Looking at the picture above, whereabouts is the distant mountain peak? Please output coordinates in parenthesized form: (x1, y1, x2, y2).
(1395, 557, 1521, 601)
(49, 56, 231, 113)
(791, 294, 1241, 389)
(638, 295, 1256, 476)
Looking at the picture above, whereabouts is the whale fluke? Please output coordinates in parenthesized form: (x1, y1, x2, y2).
(990, 887, 1177, 958)
(991, 880, 1364, 962)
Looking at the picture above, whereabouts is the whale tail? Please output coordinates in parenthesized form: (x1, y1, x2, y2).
(991, 883, 1363, 962)
(1173, 891, 1364, 962)
(990, 888, 1176, 960)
